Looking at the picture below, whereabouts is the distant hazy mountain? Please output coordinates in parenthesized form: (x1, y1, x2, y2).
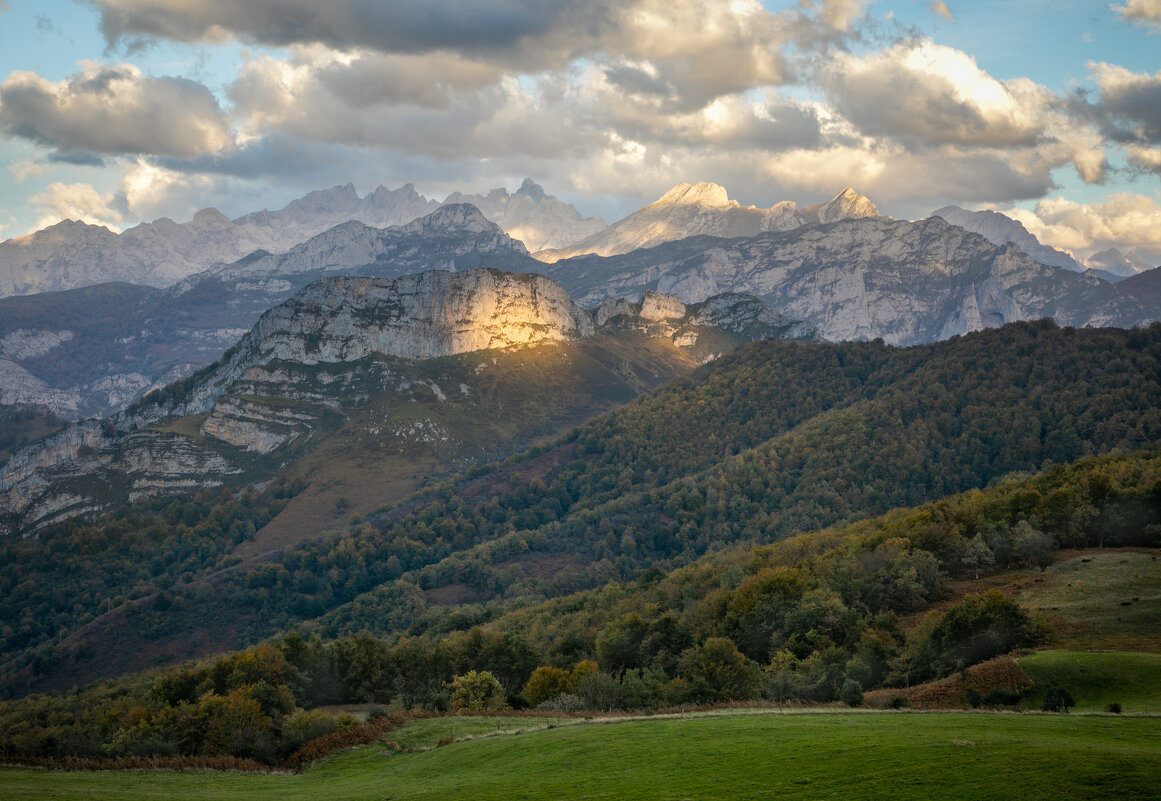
(0, 268, 812, 538)
(0, 181, 604, 299)
(442, 178, 606, 251)
(535, 184, 880, 262)
(930, 206, 1084, 273)
(536, 216, 1156, 345)
(0, 206, 538, 417)
(1117, 267, 1161, 309)
(1085, 248, 1155, 278)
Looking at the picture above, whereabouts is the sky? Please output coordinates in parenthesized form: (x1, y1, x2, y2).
(0, 0, 1160, 263)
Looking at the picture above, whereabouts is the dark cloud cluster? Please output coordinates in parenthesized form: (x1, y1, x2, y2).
(1, 0, 1156, 242)
(0, 63, 231, 159)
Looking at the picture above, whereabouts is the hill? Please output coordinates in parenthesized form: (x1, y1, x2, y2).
(5, 321, 1160, 698)
(0, 447, 1158, 767)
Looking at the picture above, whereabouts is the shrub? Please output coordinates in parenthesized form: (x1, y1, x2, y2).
(983, 687, 1023, 707)
(1041, 686, 1075, 713)
(840, 679, 864, 707)
(448, 670, 508, 711)
(1106, 702, 1122, 714)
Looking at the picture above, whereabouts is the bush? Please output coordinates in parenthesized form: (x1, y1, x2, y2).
(448, 670, 508, 711)
(840, 679, 864, 707)
(983, 687, 1023, 707)
(1041, 686, 1075, 713)
(1106, 702, 1122, 714)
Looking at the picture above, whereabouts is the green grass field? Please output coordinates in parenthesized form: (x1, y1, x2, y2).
(2, 711, 1159, 801)
(1019, 651, 1161, 714)
(1019, 551, 1161, 652)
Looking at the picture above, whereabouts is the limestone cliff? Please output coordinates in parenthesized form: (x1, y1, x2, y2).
(539, 216, 1153, 346)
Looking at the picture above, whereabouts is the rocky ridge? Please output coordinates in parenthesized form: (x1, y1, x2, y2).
(536, 216, 1156, 346)
(0, 181, 604, 299)
(1, 268, 806, 537)
(442, 179, 606, 251)
(931, 206, 1083, 273)
(535, 183, 881, 262)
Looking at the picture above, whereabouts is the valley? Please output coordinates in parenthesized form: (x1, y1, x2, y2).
(0, 179, 1159, 792)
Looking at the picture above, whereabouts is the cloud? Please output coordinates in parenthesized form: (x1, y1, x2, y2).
(28, 181, 125, 231)
(820, 41, 1047, 148)
(0, 61, 233, 159)
(799, 0, 872, 32)
(1004, 192, 1161, 262)
(1085, 63, 1161, 141)
(83, 0, 626, 72)
(1112, 0, 1161, 32)
(930, 1, 954, 21)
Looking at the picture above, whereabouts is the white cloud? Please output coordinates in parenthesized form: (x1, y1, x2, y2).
(0, 61, 233, 159)
(821, 41, 1046, 148)
(800, 0, 871, 32)
(930, 1, 954, 21)
(29, 181, 124, 231)
(1112, 0, 1161, 32)
(1005, 192, 1161, 262)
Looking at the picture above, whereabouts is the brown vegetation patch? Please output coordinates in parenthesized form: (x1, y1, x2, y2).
(424, 582, 471, 605)
(866, 655, 1033, 710)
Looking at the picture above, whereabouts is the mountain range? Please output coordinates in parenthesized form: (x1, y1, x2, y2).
(2, 185, 1158, 419)
(0, 180, 603, 299)
(0, 268, 814, 540)
(534, 184, 881, 262)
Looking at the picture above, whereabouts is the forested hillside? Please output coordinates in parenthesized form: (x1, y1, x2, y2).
(7, 320, 1160, 698)
(2, 449, 1157, 764)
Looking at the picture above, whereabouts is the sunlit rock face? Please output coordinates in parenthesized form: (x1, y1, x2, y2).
(238, 268, 595, 366)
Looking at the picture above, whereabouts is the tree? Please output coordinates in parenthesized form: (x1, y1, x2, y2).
(840, 678, 864, 707)
(448, 670, 508, 711)
(522, 666, 572, 707)
(1012, 521, 1056, 572)
(679, 638, 760, 703)
(1041, 686, 1075, 713)
(961, 534, 995, 579)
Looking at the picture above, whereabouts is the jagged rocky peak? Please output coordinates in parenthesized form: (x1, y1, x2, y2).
(931, 205, 1082, 272)
(399, 203, 508, 238)
(535, 182, 885, 263)
(653, 182, 736, 209)
(818, 187, 879, 223)
(223, 268, 595, 371)
(516, 177, 546, 201)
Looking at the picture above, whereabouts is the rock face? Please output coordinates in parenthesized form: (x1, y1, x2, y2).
(0, 268, 594, 534)
(222, 269, 595, 369)
(535, 183, 880, 262)
(0, 206, 540, 419)
(597, 291, 817, 360)
(537, 216, 1155, 346)
(0, 268, 810, 537)
(0, 181, 604, 299)
(201, 204, 528, 283)
(931, 206, 1083, 273)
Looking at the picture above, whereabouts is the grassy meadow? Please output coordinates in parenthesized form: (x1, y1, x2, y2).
(2, 711, 1159, 801)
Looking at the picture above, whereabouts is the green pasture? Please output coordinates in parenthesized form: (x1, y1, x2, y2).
(1019, 651, 1161, 714)
(2, 711, 1159, 801)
